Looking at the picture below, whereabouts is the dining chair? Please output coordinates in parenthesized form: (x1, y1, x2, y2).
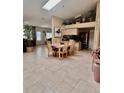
(68, 40, 75, 55)
(52, 45, 59, 57)
(59, 45, 68, 59)
(64, 41, 70, 55)
(65, 41, 69, 46)
(46, 41, 55, 57)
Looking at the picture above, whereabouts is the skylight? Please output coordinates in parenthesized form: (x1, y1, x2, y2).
(42, 0, 62, 11)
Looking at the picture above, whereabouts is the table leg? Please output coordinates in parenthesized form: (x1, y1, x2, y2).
(59, 48, 61, 59)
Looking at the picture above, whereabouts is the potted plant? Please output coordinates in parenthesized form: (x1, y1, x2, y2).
(92, 48, 100, 83)
(23, 25, 34, 52)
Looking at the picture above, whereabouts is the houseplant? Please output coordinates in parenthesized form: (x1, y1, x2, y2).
(23, 25, 34, 52)
(91, 48, 100, 82)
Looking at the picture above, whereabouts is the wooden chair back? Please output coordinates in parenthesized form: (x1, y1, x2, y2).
(46, 41, 52, 51)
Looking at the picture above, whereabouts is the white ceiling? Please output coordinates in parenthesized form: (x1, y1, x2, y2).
(23, 0, 97, 28)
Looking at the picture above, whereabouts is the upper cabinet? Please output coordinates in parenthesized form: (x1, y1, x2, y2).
(62, 28, 78, 35)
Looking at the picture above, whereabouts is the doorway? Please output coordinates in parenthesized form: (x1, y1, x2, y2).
(78, 28, 94, 49)
(79, 32, 89, 49)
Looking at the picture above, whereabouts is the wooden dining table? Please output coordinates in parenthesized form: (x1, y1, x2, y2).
(51, 43, 64, 58)
(51, 43, 72, 59)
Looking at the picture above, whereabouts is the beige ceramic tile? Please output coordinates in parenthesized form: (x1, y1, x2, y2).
(23, 46, 100, 93)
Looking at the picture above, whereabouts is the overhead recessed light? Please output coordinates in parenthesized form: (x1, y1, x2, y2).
(42, 0, 62, 11)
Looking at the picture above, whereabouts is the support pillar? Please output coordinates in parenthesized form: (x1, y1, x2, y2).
(93, 0, 100, 49)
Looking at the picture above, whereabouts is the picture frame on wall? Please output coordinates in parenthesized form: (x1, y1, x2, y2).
(54, 27, 61, 38)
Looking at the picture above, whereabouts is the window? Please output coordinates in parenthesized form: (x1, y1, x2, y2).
(36, 31, 41, 41)
(46, 32, 52, 39)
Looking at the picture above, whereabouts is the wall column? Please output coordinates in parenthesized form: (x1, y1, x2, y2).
(51, 16, 63, 43)
(93, 0, 100, 49)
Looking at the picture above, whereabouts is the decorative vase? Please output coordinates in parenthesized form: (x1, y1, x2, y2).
(93, 60, 100, 82)
(26, 47, 34, 52)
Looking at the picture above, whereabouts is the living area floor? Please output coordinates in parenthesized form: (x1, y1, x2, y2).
(23, 45, 100, 93)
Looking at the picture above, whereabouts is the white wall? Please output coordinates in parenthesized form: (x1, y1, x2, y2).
(89, 30, 94, 49)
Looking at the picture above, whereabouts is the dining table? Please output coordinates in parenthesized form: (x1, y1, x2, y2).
(51, 43, 72, 59)
(51, 43, 64, 58)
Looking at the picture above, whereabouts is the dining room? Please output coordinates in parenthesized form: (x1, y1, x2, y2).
(23, 0, 100, 93)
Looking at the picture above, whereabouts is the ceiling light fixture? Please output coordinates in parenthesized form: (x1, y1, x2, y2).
(42, 0, 62, 11)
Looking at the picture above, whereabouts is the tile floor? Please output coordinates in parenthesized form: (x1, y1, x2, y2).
(23, 45, 100, 93)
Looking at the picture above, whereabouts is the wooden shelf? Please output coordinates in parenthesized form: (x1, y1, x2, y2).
(61, 21, 96, 30)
